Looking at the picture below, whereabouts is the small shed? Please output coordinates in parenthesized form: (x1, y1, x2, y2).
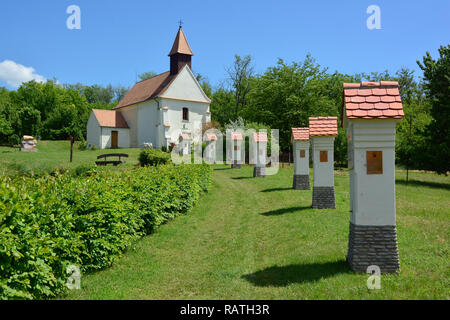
(291, 128, 310, 189)
(87, 109, 130, 149)
(309, 117, 338, 209)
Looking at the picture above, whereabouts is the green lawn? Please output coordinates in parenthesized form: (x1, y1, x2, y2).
(0, 141, 142, 175)
(59, 164, 449, 300)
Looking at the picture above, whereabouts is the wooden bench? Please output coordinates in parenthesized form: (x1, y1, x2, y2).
(95, 153, 129, 166)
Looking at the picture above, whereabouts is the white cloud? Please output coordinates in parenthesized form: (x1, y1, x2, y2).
(0, 60, 46, 88)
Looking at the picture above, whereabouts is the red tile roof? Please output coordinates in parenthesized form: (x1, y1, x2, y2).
(342, 81, 405, 122)
(253, 132, 268, 143)
(180, 133, 190, 140)
(114, 71, 177, 109)
(309, 117, 338, 137)
(205, 132, 217, 141)
(231, 132, 243, 141)
(92, 109, 129, 128)
(292, 128, 310, 141)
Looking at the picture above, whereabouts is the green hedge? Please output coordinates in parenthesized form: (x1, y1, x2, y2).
(138, 149, 171, 167)
(0, 164, 212, 299)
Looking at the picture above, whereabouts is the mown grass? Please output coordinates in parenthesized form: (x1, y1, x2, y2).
(0, 141, 142, 176)
(59, 164, 449, 300)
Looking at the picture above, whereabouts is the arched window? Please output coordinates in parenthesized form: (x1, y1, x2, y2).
(182, 107, 189, 121)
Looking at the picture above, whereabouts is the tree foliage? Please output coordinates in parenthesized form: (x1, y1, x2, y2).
(417, 45, 450, 174)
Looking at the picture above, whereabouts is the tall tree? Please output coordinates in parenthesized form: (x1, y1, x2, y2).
(417, 45, 450, 174)
(226, 55, 254, 119)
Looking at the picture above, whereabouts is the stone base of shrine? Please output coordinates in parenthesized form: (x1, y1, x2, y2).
(293, 174, 310, 190)
(312, 186, 335, 209)
(253, 166, 266, 177)
(347, 223, 400, 274)
(231, 161, 242, 169)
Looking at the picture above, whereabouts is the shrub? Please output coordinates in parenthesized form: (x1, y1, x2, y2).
(8, 134, 20, 147)
(71, 164, 97, 177)
(77, 140, 88, 151)
(139, 149, 171, 167)
(0, 164, 212, 299)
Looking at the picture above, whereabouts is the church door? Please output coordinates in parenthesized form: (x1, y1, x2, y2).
(111, 131, 118, 149)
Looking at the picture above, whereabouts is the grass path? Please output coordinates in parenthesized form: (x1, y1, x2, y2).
(62, 165, 449, 300)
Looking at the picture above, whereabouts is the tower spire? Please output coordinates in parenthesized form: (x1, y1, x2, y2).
(168, 25, 193, 75)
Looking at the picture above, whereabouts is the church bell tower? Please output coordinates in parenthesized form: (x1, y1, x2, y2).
(169, 25, 194, 75)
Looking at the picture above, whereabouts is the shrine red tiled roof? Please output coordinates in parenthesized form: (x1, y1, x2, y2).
(205, 132, 217, 141)
(309, 117, 338, 137)
(253, 132, 268, 143)
(180, 133, 190, 140)
(231, 132, 243, 141)
(342, 81, 405, 121)
(292, 128, 310, 141)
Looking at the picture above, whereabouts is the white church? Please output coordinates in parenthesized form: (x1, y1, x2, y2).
(87, 27, 211, 149)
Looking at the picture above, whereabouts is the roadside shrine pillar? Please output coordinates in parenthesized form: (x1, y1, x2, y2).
(309, 117, 338, 209)
(342, 81, 405, 273)
(291, 128, 310, 189)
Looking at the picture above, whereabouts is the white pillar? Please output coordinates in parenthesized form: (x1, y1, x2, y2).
(231, 132, 243, 169)
(292, 128, 310, 189)
(309, 117, 338, 209)
(253, 132, 267, 177)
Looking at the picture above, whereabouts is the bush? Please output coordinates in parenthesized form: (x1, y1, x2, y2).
(71, 164, 97, 177)
(8, 134, 20, 147)
(0, 164, 212, 299)
(139, 149, 171, 167)
(77, 140, 88, 151)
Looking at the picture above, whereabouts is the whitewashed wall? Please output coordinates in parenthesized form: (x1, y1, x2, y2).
(137, 100, 159, 148)
(87, 112, 101, 148)
(312, 136, 335, 187)
(347, 119, 398, 226)
(100, 127, 130, 149)
(294, 140, 310, 175)
(120, 106, 139, 147)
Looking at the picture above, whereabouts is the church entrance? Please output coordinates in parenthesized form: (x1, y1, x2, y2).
(111, 131, 118, 149)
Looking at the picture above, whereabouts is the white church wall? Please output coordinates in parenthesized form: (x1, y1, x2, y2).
(86, 112, 101, 148)
(120, 105, 139, 147)
(160, 66, 211, 104)
(137, 100, 159, 148)
(160, 98, 209, 146)
(100, 127, 130, 149)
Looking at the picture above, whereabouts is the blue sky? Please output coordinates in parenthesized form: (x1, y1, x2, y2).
(0, 0, 449, 90)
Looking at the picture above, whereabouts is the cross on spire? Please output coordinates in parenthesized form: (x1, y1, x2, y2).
(178, 19, 183, 29)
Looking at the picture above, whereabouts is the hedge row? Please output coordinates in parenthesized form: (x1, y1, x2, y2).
(0, 164, 212, 299)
